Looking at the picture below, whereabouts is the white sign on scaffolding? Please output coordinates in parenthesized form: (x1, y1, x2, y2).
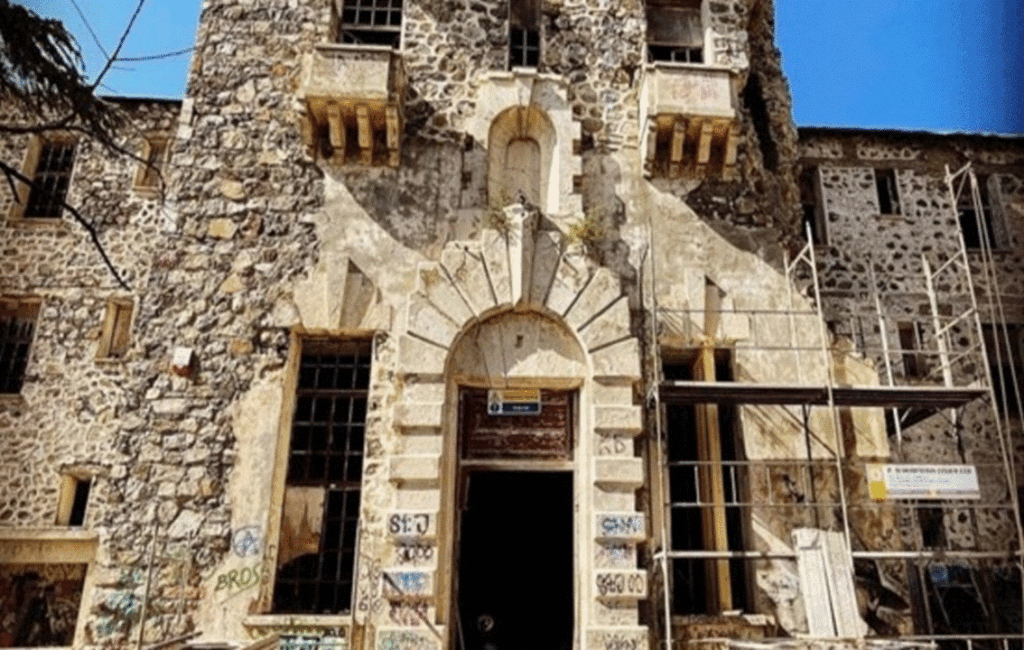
(867, 463, 980, 501)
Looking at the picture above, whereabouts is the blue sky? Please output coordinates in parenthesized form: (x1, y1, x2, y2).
(21, 0, 1024, 134)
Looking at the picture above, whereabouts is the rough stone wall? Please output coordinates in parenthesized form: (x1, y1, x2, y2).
(801, 128, 1024, 633)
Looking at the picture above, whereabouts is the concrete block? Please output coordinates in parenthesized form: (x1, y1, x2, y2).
(593, 405, 642, 437)
(389, 455, 440, 488)
(395, 402, 444, 430)
(397, 336, 447, 377)
(594, 570, 647, 601)
(594, 457, 643, 490)
(585, 627, 649, 650)
(376, 628, 443, 650)
(595, 513, 645, 541)
(387, 511, 437, 541)
(382, 569, 434, 600)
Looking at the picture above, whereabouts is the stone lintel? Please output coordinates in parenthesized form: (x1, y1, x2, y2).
(594, 457, 644, 490)
(593, 405, 642, 436)
(389, 455, 440, 488)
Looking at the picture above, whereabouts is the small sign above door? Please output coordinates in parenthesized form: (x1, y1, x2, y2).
(488, 388, 542, 415)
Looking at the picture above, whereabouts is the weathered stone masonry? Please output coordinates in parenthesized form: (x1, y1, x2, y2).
(0, 0, 1021, 649)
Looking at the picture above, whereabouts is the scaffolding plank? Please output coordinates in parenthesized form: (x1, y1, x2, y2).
(660, 381, 986, 409)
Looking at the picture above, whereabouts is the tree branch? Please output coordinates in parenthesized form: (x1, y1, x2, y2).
(0, 159, 132, 291)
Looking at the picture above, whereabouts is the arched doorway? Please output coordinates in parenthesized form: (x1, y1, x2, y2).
(443, 311, 588, 650)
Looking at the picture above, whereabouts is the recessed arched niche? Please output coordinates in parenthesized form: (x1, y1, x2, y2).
(488, 106, 557, 213)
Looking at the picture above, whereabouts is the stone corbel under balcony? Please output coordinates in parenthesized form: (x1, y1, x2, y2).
(300, 43, 405, 167)
(641, 63, 739, 179)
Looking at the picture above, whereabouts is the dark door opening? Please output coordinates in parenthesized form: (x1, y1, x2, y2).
(457, 471, 573, 650)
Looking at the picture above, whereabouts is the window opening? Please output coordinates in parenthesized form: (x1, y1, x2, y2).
(981, 323, 1023, 419)
(647, 0, 703, 63)
(874, 168, 900, 215)
(97, 300, 133, 360)
(24, 141, 75, 219)
(508, 0, 540, 68)
(664, 349, 750, 615)
(799, 166, 826, 244)
(135, 137, 168, 190)
(338, 0, 402, 48)
(742, 75, 777, 171)
(0, 300, 39, 394)
(898, 321, 928, 380)
(917, 507, 945, 548)
(273, 340, 369, 614)
(959, 174, 1002, 249)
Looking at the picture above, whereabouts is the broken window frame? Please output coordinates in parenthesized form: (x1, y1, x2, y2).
(56, 474, 92, 527)
(662, 348, 752, 616)
(873, 168, 901, 216)
(0, 299, 39, 394)
(646, 0, 704, 64)
(897, 321, 929, 381)
(981, 323, 1024, 419)
(271, 338, 370, 615)
(336, 0, 403, 48)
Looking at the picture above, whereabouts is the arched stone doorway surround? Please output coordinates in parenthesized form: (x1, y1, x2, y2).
(373, 206, 649, 650)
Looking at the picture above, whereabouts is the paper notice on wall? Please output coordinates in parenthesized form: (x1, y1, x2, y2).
(866, 464, 980, 501)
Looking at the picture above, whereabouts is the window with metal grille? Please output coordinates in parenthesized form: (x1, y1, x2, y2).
(0, 301, 38, 394)
(24, 141, 75, 219)
(647, 0, 703, 63)
(273, 340, 369, 614)
(509, 0, 540, 68)
(338, 0, 402, 48)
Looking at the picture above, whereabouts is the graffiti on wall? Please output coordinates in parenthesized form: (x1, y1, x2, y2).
(232, 526, 263, 558)
(0, 563, 86, 648)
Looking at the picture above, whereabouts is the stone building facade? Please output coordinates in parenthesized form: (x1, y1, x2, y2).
(0, 1, 1021, 649)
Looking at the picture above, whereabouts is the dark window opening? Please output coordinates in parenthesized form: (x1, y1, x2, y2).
(959, 174, 1001, 250)
(874, 168, 901, 215)
(664, 351, 750, 615)
(917, 507, 945, 548)
(338, 0, 402, 48)
(273, 340, 370, 614)
(0, 301, 38, 394)
(982, 324, 1023, 419)
(798, 166, 826, 244)
(68, 479, 91, 527)
(647, 0, 703, 63)
(742, 75, 778, 171)
(898, 321, 928, 380)
(24, 141, 75, 219)
(508, 0, 540, 68)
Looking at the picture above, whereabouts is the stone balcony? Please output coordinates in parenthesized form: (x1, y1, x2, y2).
(641, 63, 739, 178)
(299, 43, 405, 166)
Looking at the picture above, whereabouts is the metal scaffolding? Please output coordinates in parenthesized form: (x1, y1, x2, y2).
(648, 171, 1024, 650)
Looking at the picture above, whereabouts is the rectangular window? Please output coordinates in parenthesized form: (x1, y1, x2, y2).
(338, 0, 402, 48)
(134, 137, 169, 191)
(898, 321, 928, 380)
(509, 0, 540, 68)
(56, 475, 92, 527)
(273, 340, 370, 614)
(664, 349, 750, 615)
(799, 165, 827, 244)
(0, 300, 39, 394)
(958, 173, 1005, 250)
(874, 168, 900, 215)
(24, 141, 76, 219)
(982, 323, 1023, 418)
(96, 300, 133, 360)
(647, 0, 703, 63)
